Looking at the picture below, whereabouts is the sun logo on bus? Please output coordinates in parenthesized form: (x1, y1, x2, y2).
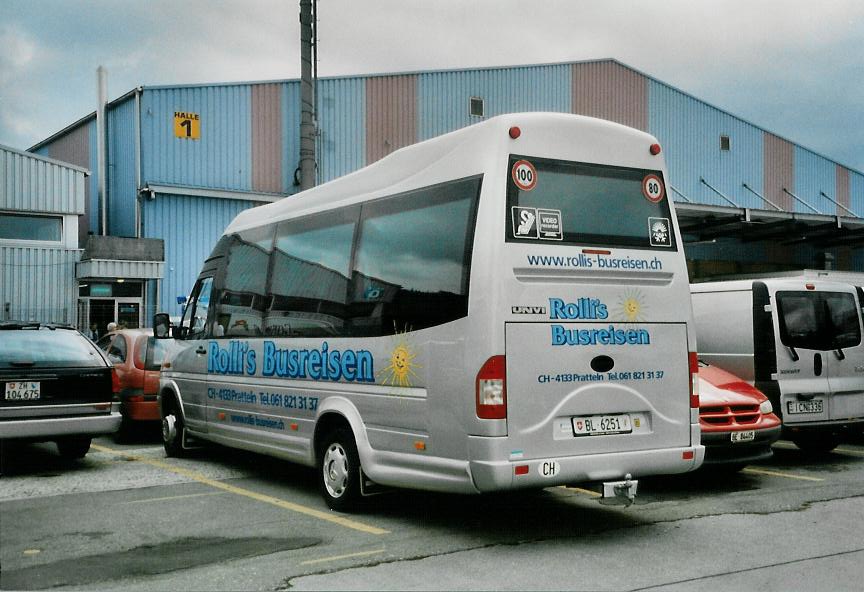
(616, 289, 648, 323)
(378, 335, 421, 388)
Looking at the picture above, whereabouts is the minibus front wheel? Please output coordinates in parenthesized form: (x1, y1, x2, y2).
(318, 428, 362, 511)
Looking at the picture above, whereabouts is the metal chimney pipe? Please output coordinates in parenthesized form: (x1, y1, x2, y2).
(96, 66, 108, 235)
(299, 0, 316, 191)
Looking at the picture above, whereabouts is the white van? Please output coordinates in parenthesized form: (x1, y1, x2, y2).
(154, 112, 703, 510)
(691, 279, 864, 451)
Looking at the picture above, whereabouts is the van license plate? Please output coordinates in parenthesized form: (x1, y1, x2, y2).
(572, 414, 632, 436)
(5, 381, 40, 401)
(787, 400, 823, 414)
(730, 430, 755, 443)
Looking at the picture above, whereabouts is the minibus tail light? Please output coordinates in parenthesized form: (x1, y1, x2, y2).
(650, 143, 662, 155)
(477, 355, 507, 419)
(689, 352, 699, 408)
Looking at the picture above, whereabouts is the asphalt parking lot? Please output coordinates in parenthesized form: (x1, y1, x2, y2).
(1, 429, 863, 591)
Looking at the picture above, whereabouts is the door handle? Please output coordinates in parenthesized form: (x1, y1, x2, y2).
(813, 352, 822, 377)
(195, 346, 207, 355)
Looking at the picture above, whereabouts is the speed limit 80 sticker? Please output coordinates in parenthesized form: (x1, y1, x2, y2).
(642, 174, 665, 203)
(512, 160, 537, 191)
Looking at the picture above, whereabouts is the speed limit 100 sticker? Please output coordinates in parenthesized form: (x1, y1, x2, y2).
(642, 174, 665, 203)
(512, 160, 538, 191)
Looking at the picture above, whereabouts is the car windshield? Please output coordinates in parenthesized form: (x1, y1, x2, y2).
(0, 328, 105, 369)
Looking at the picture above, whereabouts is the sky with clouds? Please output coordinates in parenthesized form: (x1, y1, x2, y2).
(1, 0, 862, 171)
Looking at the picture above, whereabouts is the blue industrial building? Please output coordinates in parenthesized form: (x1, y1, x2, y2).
(26, 59, 864, 329)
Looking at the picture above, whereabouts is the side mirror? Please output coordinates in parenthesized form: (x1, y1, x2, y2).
(153, 313, 171, 339)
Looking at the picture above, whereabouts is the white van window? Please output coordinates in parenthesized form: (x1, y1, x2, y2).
(506, 156, 675, 250)
(776, 291, 861, 350)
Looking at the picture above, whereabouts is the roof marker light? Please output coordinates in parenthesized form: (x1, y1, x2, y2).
(509, 126, 521, 139)
(805, 283, 815, 290)
(650, 143, 662, 155)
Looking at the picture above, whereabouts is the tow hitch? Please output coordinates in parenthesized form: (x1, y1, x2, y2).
(599, 473, 638, 507)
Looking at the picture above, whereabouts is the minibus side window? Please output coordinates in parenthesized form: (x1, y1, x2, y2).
(350, 176, 481, 336)
(214, 226, 275, 337)
(265, 207, 358, 337)
(182, 277, 214, 340)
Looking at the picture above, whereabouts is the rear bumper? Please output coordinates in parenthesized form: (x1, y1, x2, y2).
(121, 399, 160, 421)
(0, 406, 122, 440)
(468, 443, 705, 492)
(701, 425, 781, 465)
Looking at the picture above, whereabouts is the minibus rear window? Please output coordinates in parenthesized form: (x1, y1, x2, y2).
(505, 155, 676, 250)
(777, 291, 862, 351)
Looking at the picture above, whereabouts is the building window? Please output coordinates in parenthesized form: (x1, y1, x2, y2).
(720, 135, 731, 151)
(469, 97, 485, 118)
(0, 213, 62, 242)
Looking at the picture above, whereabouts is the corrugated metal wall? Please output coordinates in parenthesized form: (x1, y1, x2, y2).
(851, 170, 864, 216)
(251, 83, 283, 194)
(108, 96, 138, 237)
(418, 64, 571, 140)
(141, 85, 252, 191)
(649, 80, 764, 209)
(763, 133, 795, 211)
(572, 61, 647, 131)
(366, 74, 417, 165)
(0, 146, 85, 215)
(837, 165, 851, 212)
(0, 246, 80, 323)
(794, 147, 836, 214)
(37, 121, 95, 242)
(281, 81, 301, 194)
(316, 77, 366, 184)
(141, 193, 261, 314)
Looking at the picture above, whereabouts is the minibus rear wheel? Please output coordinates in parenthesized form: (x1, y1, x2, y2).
(318, 428, 362, 511)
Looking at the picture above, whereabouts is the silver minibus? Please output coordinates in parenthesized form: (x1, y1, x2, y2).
(154, 112, 704, 510)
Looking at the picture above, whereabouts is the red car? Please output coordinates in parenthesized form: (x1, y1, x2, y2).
(698, 362, 782, 470)
(96, 329, 166, 435)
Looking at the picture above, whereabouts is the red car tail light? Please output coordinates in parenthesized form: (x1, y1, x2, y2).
(476, 355, 507, 419)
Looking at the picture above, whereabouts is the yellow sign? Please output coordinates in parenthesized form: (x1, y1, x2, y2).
(173, 111, 200, 140)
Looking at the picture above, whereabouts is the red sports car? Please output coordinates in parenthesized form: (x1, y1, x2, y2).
(698, 362, 782, 470)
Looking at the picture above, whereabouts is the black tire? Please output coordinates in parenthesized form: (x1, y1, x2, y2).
(792, 432, 840, 454)
(318, 428, 362, 512)
(114, 415, 133, 443)
(162, 402, 187, 458)
(57, 436, 91, 460)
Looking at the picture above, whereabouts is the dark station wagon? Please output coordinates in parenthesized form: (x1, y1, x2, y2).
(0, 322, 122, 459)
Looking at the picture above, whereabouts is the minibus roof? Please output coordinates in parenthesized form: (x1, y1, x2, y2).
(225, 112, 658, 235)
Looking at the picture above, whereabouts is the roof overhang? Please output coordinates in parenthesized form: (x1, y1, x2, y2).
(676, 204, 864, 249)
(76, 259, 164, 280)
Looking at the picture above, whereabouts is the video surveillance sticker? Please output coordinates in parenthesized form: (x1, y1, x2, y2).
(512, 206, 539, 238)
(537, 208, 563, 240)
(648, 217, 672, 247)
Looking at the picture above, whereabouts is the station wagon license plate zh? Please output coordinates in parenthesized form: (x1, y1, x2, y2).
(572, 414, 632, 436)
(5, 381, 40, 401)
(730, 430, 756, 443)
(787, 400, 823, 414)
